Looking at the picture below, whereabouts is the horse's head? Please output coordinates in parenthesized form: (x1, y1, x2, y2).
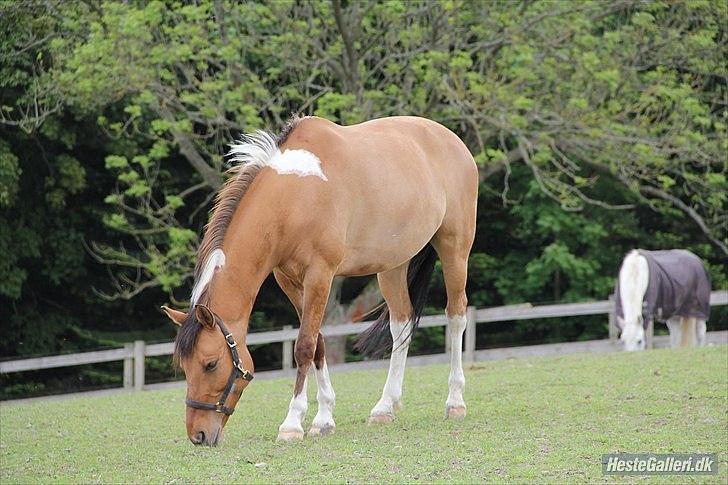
(163, 304, 254, 446)
(618, 315, 645, 351)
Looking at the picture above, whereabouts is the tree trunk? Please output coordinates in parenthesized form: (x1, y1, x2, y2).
(153, 103, 221, 190)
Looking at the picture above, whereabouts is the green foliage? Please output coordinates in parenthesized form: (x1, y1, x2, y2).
(13, 0, 722, 304)
(44, 154, 85, 209)
(0, 216, 40, 299)
(0, 139, 20, 206)
(1, 1, 726, 398)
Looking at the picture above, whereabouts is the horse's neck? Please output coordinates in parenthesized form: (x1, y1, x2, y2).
(205, 176, 287, 337)
(207, 236, 277, 339)
(619, 252, 649, 320)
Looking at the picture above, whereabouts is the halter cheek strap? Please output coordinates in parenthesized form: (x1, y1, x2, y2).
(184, 317, 254, 416)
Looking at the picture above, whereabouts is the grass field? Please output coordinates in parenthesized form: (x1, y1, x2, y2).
(1, 346, 726, 483)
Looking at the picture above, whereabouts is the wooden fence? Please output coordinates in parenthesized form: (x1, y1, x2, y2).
(1, 291, 726, 393)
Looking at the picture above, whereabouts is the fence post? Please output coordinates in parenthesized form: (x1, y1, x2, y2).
(646, 318, 654, 349)
(282, 325, 293, 370)
(608, 294, 617, 342)
(464, 306, 476, 364)
(123, 343, 134, 389)
(133, 340, 145, 391)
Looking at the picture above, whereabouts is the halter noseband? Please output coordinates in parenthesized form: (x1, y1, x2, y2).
(184, 316, 254, 416)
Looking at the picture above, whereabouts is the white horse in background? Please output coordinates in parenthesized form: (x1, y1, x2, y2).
(616, 249, 711, 351)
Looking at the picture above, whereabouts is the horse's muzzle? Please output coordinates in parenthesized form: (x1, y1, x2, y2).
(189, 428, 221, 446)
(190, 430, 206, 445)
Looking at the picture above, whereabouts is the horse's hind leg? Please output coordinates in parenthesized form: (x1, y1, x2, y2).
(432, 231, 473, 420)
(368, 263, 412, 424)
(680, 317, 697, 347)
(696, 319, 707, 347)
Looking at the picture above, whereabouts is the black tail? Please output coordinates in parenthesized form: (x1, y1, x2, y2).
(354, 243, 438, 358)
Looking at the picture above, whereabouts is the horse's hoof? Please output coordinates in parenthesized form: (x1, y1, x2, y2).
(367, 413, 394, 425)
(308, 424, 335, 437)
(276, 430, 304, 441)
(445, 406, 467, 419)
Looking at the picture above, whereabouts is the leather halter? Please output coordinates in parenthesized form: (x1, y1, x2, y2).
(184, 316, 254, 416)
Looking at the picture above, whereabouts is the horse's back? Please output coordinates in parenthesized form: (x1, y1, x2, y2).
(283, 116, 476, 181)
(640, 249, 711, 321)
(278, 116, 477, 275)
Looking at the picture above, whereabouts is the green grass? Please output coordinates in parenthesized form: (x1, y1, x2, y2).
(1, 346, 726, 484)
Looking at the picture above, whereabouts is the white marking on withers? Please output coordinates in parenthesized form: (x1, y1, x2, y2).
(279, 376, 308, 435)
(370, 320, 412, 418)
(311, 361, 336, 432)
(191, 248, 225, 305)
(445, 314, 467, 413)
(618, 250, 649, 351)
(269, 149, 328, 180)
(228, 131, 327, 181)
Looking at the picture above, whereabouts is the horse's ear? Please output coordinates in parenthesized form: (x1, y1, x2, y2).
(194, 304, 216, 329)
(161, 306, 187, 327)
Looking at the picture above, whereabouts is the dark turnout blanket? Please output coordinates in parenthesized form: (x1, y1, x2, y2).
(615, 249, 711, 328)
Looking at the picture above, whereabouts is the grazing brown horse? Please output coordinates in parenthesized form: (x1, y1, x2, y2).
(162, 115, 477, 445)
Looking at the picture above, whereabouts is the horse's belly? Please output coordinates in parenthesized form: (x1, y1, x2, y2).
(336, 238, 434, 276)
(336, 196, 445, 276)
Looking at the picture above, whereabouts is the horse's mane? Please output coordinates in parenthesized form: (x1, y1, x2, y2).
(174, 114, 303, 365)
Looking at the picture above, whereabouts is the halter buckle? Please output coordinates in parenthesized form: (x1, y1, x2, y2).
(236, 363, 254, 381)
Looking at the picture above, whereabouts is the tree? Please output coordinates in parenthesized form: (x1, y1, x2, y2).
(40, 0, 723, 303)
(1, 0, 725, 377)
(442, 0, 727, 254)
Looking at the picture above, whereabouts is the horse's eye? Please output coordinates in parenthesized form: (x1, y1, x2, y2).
(204, 360, 218, 372)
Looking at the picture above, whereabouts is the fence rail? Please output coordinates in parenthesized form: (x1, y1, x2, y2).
(2, 291, 726, 392)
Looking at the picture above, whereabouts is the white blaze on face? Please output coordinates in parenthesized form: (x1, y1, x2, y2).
(621, 322, 646, 351)
(269, 149, 328, 181)
(191, 248, 226, 305)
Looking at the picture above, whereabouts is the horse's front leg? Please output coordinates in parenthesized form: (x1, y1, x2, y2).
(277, 266, 335, 441)
(308, 332, 336, 436)
(696, 319, 707, 347)
(666, 317, 681, 348)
